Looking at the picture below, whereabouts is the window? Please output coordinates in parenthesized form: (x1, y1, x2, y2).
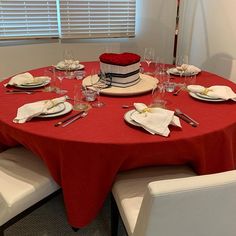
(0, 0, 136, 40)
(0, 0, 58, 39)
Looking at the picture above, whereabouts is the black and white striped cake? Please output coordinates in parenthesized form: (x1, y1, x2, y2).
(99, 53, 141, 88)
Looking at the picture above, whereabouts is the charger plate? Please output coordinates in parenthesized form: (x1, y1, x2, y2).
(82, 73, 157, 97)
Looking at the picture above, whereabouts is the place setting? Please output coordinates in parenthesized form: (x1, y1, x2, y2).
(13, 96, 73, 123)
(54, 50, 85, 71)
(4, 72, 51, 94)
(124, 102, 182, 136)
(187, 84, 236, 102)
(167, 56, 201, 77)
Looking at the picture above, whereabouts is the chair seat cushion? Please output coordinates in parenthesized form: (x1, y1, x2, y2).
(0, 147, 60, 226)
(112, 165, 196, 235)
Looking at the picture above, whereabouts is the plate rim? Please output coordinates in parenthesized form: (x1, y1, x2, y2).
(54, 64, 85, 71)
(15, 79, 50, 88)
(124, 109, 141, 127)
(82, 73, 157, 97)
(168, 67, 200, 76)
(189, 92, 225, 102)
(38, 102, 73, 118)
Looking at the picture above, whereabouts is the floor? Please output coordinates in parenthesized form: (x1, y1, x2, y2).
(5, 193, 127, 236)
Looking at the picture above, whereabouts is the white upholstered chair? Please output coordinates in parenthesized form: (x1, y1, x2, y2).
(0, 146, 60, 236)
(112, 165, 236, 236)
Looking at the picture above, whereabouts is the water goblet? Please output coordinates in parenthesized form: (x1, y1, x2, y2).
(56, 71, 67, 95)
(144, 48, 155, 74)
(176, 55, 189, 77)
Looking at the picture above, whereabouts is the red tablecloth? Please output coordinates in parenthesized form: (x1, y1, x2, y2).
(1, 62, 236, 227)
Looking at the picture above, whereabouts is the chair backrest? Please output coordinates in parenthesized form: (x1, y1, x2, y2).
(133, 170, 236, 236)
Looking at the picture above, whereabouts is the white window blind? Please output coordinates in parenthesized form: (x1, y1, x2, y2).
(59, 0, 136, 39)
(0, 0, 58, 39)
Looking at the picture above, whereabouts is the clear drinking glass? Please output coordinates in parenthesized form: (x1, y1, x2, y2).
(73, 84, 88, 111)
(90, 69, 105, 108)
(43, 67, 57, 92)
(151, 84, 166, 108)
(63, 49, 74, 61)
(175, 55, 189, 77)
(56, 71, 67, 95)
(144, 48, 155, 74)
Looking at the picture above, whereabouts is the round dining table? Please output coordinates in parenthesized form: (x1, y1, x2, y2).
(1, 61, 236, 228)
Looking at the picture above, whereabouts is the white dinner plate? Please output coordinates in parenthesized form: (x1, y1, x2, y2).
(124, 110, 141, 127)
(189, 92, 225, 102)
(38, 102, 73, 118)
(15, 77, 51, 88)
(168, 68, 200, 76)
(82, 73, 157, 97)
(55, 64, 85, 71)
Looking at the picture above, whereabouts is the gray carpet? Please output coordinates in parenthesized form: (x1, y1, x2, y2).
(5, 193, 127, 236)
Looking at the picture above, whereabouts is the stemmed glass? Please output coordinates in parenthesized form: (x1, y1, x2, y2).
(63, 49, 74, 73)
(144, 48, 155, 74)
(56, 71, 67, 95)
(90, 69, 105, 108)
(63, 49, 74, 62)
(176, 55, 189, 77)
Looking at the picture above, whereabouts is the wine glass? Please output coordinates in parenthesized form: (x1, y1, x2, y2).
(176, 55, 189, 77)
(63, 49, 74, 71)
(144, 48, 155, 74)
(63, 49, 74, 61)
(56, 71, 67, 95)
(90, 69, 105, 108)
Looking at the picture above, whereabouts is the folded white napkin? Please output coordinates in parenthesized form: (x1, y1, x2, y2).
(6, 72, 50, 86)
(187, 85, 236, 101)
(13, 96, 66, 123)
(174, 64, 201, 75)
(130, 103, 181, 136)
(56, 60, 80, 70)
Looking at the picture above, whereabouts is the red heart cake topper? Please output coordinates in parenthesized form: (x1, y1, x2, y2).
(99, 53, 140, 66)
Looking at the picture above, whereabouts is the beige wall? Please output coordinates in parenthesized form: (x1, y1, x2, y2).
(178, 0, 236, 82)
(0, 0, 177, 80)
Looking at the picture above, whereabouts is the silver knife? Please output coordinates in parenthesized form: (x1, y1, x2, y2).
(62, 111, 88, 127)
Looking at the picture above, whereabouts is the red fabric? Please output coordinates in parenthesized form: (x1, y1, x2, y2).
(99, 52, 140, 66)
(1, 62, 236, 228)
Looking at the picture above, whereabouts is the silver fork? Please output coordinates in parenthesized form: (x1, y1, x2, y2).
(62, 111, 88, 127)
(175, 109, 199, 127)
